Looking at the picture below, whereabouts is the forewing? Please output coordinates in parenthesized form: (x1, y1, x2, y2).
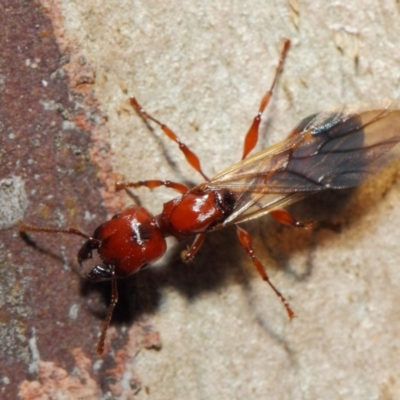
(206, 105, 400, 226)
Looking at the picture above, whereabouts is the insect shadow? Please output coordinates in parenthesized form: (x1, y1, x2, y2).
(78, 227, 244, 327)
(79, 186, 362, 330)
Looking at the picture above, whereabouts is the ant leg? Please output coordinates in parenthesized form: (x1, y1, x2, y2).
(97, 267, 118, 355)
(130, 97, 209, 181)
(116, 180, 189, 195)
(236, 225, 295, 319)
(242, 39, 290, 160)
(270, 209, 315, 229)
(182, 233, 206, 263)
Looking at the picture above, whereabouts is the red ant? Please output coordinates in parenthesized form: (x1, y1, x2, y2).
(20, 39, 400, 354)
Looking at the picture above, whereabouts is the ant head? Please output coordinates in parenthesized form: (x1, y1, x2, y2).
(19, 206, 166, 355)
(79, 206, 167, 281)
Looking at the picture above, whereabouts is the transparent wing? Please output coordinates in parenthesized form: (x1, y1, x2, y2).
(204, 104, 400, 226)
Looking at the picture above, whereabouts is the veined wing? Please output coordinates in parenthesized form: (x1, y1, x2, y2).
(205, 104, 400, 226)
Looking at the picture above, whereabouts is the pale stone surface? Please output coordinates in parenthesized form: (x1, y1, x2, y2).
(57, 1, 400, 399)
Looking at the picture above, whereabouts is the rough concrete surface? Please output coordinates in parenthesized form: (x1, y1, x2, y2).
(2, 0, 400, 399)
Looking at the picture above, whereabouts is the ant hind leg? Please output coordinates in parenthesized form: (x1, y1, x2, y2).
(242, 39, 290, 160)
(236, 225, 295, 319)
(270, 209, 314, 229)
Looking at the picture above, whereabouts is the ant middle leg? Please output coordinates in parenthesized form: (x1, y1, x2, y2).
(130, 97, 209, 181)
(182, 233, 206, 263)
(242, 39, 291, 160)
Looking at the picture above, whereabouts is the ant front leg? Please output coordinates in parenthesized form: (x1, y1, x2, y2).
(96, 268, 118, 355)
(116, 180, 189, 195)
(130, 97, 209, 181)
(242, 39, 290, 160)
(236, 225, 295, 319)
